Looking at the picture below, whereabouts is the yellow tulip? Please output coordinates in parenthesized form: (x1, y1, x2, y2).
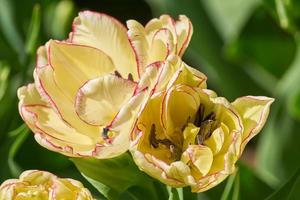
(130, 61, 274, 192)
(0, 170, 94, 200)
(18, 11, 190, 158)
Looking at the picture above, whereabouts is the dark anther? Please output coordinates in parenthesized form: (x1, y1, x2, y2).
(196, 120, 214, 144)
(204, 112, 216, 121)
(102, 127, 110, 140)
(149, 124, 159, 148)
(128, 73, 134, 81)
(157, 138, 174, 147)
(193, 103, 217, 145)
(114, 70, 122, 78)
(194, 104, 204, 127)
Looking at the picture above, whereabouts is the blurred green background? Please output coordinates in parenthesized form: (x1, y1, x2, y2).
(0, 0, 300, 199)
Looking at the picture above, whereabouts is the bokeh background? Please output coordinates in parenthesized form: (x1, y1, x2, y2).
(0, 0, 300, 199)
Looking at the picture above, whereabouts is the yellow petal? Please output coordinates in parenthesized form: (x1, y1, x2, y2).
(175, 15, 193, 56)
(19, 85, 98, 155)
(94, 89, 148, 158)
(182, 123, 200, 150)
(182, 145, 213, 176)
(232, 96, 274, 153)
(147, 28, 175, 65)
(127, 19, 149, 76)
(75, 74, 136, 126)
(36, 40, 115, 134)
(71, 11, 138, 79)
(166, 55, 207, 89)
(162, 85, 200, 145)
(204, 126, 225, 155)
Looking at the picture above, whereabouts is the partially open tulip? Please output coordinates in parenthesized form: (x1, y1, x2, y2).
(18, 11, 191, 159)
(130, 59, 274, 192)
(0, 170, 94, 199)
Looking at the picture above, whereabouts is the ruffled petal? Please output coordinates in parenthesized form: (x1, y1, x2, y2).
(204, 127, 225, 155)
(182, 145, 213, 176)
(75, 74, 136, 126)
(162, 85, 200, 145)
(175, 15, 193, 56)
(18, 84, 99, 156)
(232, 96, 274, 153)
(71, 11, 138, 79)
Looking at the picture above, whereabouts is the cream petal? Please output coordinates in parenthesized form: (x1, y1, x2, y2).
(147, 28, 175, 65)
(93, 89, 148, 158)
(127, 20, 149, 76)
(204, 126, 225, 155)
(162, 85, 200, 145)
(175, 15, 193, 56)
(18, 84, 99, 156)
(166, 55, 207, 89)
(182, 145, 213, 176)
(71, 11, 138, 79)
(75, 74, 136, 126)
(232, 96, 274, 153)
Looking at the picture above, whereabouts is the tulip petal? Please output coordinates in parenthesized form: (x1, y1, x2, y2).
(204, 126, 225, 155)
(147, 28, 174, 65)
(36, 41, 115, 134)
(175, 15, 193, 56)
(232, 96, 274, 153)
(75, 74, 136, 126)
(166, 55, 207, 89)
(18, 84, 98, 155)
(127, 20, 149, 76)
(182, 145, 213, 177)
(162, 85, 200, 145)
(71, 11, 138, 79)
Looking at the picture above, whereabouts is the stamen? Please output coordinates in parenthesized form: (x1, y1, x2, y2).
(128, 73, 134, 81)
(102, 127, 109, 140)
(193, 103, 217, 144)
(204, 112, 216, 121)
(149, 124, 159, 148)
(194, 104, 204, 127)
(114, 70, 122, 78)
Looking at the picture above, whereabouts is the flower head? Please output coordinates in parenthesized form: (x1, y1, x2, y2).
(130, 58, 274, 192)
(0, 170, 94, 199)
(18, 11, 191, 159)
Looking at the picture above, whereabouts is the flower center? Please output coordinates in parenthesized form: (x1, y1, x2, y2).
(149, 124, 182, 160)
(193, 104, 217, 145)
(148, 104, 218, 162)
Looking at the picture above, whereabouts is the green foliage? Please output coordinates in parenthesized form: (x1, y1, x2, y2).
(72, 153, 168, 200)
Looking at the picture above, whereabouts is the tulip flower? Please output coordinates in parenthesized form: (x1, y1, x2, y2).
(18, 11, 191, 159)
(130, 59, 274, 192)
(0, 170, 94, 199)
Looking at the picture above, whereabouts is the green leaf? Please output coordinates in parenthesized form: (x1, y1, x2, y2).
(0, 63, 10, 101)
(220, 170, 238, 200)
(72, 153, 165, 200)
(25, 4, 41, 55)
(265, 167, 300, 200)
(264, 0, 300, 33)
(202, 0, 261, 41)
(8, 124, 29, 177)
(257, 102, 300, 185)
(167, 187, 183, 200)
(0, 0, 25, 62)
(45, 0, 75, 39)
(225, 6, 296, 80)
